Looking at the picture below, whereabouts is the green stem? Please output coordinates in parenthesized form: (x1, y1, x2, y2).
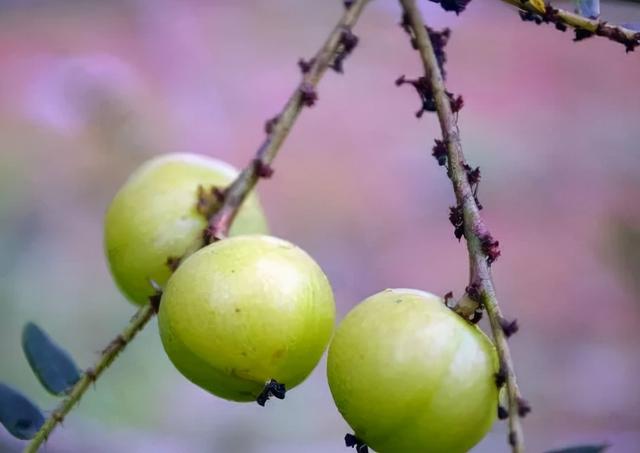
(398, 0, 525, 451)
(208, 0, 371, 239)
(24, 304, 155, 453)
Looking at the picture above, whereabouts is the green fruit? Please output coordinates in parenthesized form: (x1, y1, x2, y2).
(104, 153, 268, 305)
(327, 289, 498, 453)
(158, 235, 335, 402)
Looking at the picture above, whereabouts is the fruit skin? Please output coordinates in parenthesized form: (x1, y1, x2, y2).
(104, 153, 268, 305)
(327, 289, 498, 453)
(158, 234, 335, 402)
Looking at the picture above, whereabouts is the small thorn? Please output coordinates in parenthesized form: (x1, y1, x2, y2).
(298, 58, 315, 74)
(517, 397, 531, 417)
(299, 82, 318, 107)
(265, 115, 280, 134)
(499, 317, 519, 338)
(85, 368, 97, 382)
(253, 159, 274, 179)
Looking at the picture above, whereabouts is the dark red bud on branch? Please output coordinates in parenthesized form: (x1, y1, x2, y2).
(298, 58, 315, 74)
(449, 205, 464, 240)
(265, 115, 280, 134)
(253, 159, 274, 179)
(517, 397, 531, 417)
(432, 139, 448, 166)
(499, 317, 520, 338)
(299, 82, 318, 107)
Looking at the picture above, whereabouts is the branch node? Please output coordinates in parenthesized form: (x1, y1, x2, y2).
(479, 232, 501, 265)
(298, 58, 315, 74)
(84, 368, 97, 382)
(517, 397, 531, 417)
(299, 82, 318, 107)
(499, 316, 520, 338)
(432, 139, 448, 166)
(51, 411, 65, 424)
(196, 184, 225, 219)
(448, 205, 465, 240)
(253, 158, 274, 179)
(331, 27, 359, 73)
(264, 115, 280, 134)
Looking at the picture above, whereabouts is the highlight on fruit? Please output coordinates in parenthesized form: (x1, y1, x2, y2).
(158, 234, 336, 403)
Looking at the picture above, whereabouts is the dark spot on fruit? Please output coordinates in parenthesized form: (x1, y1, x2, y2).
(394, 299, 403, 304)
(235, 308, 241, 313)
(272, 349, 285, 359)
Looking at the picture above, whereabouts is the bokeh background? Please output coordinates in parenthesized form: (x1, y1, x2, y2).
(1, 1, 639, 452)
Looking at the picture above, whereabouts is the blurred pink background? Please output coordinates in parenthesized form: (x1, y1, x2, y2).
(1, 1, 639, 452)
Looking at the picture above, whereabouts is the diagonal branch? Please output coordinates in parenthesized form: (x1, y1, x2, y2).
(24, 1, 371, 451)
(206, 0, 370, 241)
(398, 0, 526, 452)
(24, 304, 155, 453)
(501, 0, 640, 52)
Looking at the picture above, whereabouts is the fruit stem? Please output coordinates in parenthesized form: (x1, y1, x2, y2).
(24, 304, 155, 453)
(397, 1, 526, 451)
(206, 0, 371, 241)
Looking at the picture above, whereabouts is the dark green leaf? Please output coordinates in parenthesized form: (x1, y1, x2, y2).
(22, 322, 80, 395)
(0, 382, 44, 440)
(546, 444, 610, 453)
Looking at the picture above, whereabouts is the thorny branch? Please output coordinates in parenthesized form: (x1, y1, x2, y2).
(24, 1, 370, 451)
(398, 0, 528, 452)
(24, 305, 155, 453)
(204, 0, 370, 243)
(501, 0, 640, 52)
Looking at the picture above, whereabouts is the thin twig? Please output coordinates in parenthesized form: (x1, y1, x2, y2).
(398, 1, 525, 452)
(24, 2, 371, 450)
(206, 0, 371, 241)
(501, 0, 640, 52)
(24, 304, 155, 453)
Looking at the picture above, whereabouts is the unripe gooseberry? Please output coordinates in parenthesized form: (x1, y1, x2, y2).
(158, 234, 335, 402)
(327, 288, 498, 453)
(104, 153, 268, 305)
